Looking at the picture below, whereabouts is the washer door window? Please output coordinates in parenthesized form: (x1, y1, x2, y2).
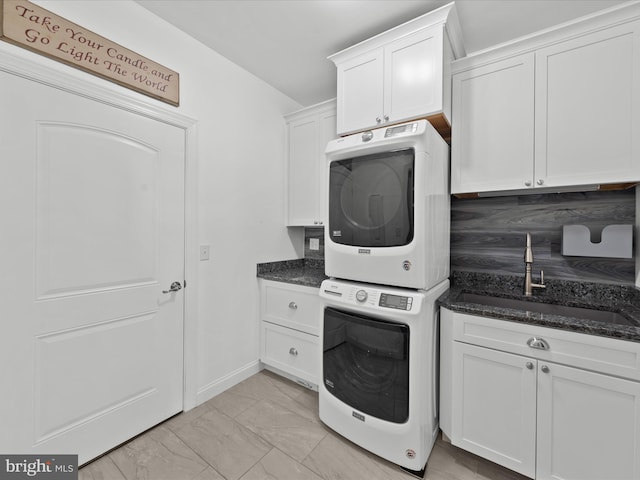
(323, 307, 409, 423)
(329, 148, 414, 247)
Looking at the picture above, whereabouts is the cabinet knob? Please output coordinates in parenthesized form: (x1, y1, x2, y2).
(288, 302, 297, 310)
(289, 347, 298, 356)
(524, 180, 532, 187)
(541, 365, 550, 373)
(376, 117, 382, 124)
(383, 115, 389, 122)
(526, 362, 534, 370)
(537, 179, 544, 186)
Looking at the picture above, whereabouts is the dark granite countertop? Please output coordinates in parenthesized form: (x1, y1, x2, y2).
(257, 259, 327, 289)
(439, 272, 640, 343)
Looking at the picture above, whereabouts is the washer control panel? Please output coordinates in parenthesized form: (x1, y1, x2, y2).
(379, 292, 413, 311)
(320, 279, 422, 314)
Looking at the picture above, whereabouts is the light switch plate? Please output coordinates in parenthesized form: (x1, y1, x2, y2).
(199, 244, 210, 261)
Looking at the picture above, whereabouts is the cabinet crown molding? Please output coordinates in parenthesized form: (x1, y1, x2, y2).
(452, 1, 640, 73)
(328, 1, 465, 64)
(284, 98, 336, 121)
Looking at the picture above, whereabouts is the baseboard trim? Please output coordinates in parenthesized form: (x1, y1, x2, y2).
(193, 361, 262, 409)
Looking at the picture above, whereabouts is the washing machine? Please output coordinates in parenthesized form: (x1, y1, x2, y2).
(319, 277, 449, 473)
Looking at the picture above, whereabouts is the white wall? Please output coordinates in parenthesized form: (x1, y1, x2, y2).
(26, 0, 305, 405)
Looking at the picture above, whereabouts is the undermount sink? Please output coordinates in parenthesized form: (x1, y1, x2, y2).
(457, 292, 637, 327)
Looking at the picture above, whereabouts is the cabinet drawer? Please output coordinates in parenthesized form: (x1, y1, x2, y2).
(261, 281, 322, 335)
(261, 322, 319, 386)
(450, 311, 640, 381)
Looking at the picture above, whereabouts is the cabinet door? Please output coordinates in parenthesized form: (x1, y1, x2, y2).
(316, 108, 336, 225)
(451, 53, 535, 194)
(451, 342, 537, 478)
(536, 361, 640, 480)
(535, 20, 640, 188)
(336, 49, 384, 135)
(286, 101, 336, 227)
(384, 24, 444, 126)
(287, 115, 320, 226)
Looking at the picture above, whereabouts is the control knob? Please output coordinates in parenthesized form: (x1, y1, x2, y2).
(355, 290, 368, 302)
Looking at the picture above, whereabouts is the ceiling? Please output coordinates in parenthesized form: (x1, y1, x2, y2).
(135, 0, 630, 106)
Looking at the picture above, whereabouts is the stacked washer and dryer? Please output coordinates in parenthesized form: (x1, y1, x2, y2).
(319, 119, 450, 474)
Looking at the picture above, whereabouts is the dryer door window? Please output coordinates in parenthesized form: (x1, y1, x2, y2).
(323, 307, 409, 423)
(328, 148, 414, 248)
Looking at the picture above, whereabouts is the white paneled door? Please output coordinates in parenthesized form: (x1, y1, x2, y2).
(0, 69, 185, 464)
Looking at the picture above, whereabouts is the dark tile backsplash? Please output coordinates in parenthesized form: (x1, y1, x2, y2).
(450, 189, 636, 285)
(304, 190, 635, 285)
(304, 227, 324, 260)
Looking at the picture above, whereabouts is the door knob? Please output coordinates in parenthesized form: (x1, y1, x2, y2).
(162, 281, 183, 294)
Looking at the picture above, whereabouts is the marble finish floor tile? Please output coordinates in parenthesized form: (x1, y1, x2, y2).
(236, 398, 327, 462)
(173, 408, 272, 480)
(302, 429, 411, 480)
(79, 456, 126, 480)
(241, 448, 323, 480)
(80, 370, 529, 480)
(108, 425, 210, 480)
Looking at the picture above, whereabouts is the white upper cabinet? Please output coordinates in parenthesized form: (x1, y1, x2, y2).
(535, 21, 640, 188)
(329, 2, 465, 139)
(451, 3, 640, 195)
(451, 53, 535, 193)
(337, 49, 384, 135)
(285, 99, 336, 227)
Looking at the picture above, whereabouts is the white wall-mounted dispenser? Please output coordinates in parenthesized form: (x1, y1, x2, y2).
(562, 224, 633, 258)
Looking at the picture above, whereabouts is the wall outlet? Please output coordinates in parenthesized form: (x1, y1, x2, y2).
(310, 238, 320, 251)
(199, 244, 210, 261)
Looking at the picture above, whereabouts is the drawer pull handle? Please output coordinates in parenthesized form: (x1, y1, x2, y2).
(527, 337, 549, 350)
(288, 302, 297, 310)
(289, 347, 298, 356)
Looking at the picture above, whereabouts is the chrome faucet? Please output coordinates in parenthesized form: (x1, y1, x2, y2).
(524, 232, 545, 296)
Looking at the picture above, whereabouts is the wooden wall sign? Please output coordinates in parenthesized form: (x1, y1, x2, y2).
(0, 0, 179, 106)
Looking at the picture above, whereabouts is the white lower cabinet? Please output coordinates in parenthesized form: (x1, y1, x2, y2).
(536, 362, 640, 480)
(259, 280, 322, 389)
(441, 308, 640, 479)
(452, 342, 537, 477)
